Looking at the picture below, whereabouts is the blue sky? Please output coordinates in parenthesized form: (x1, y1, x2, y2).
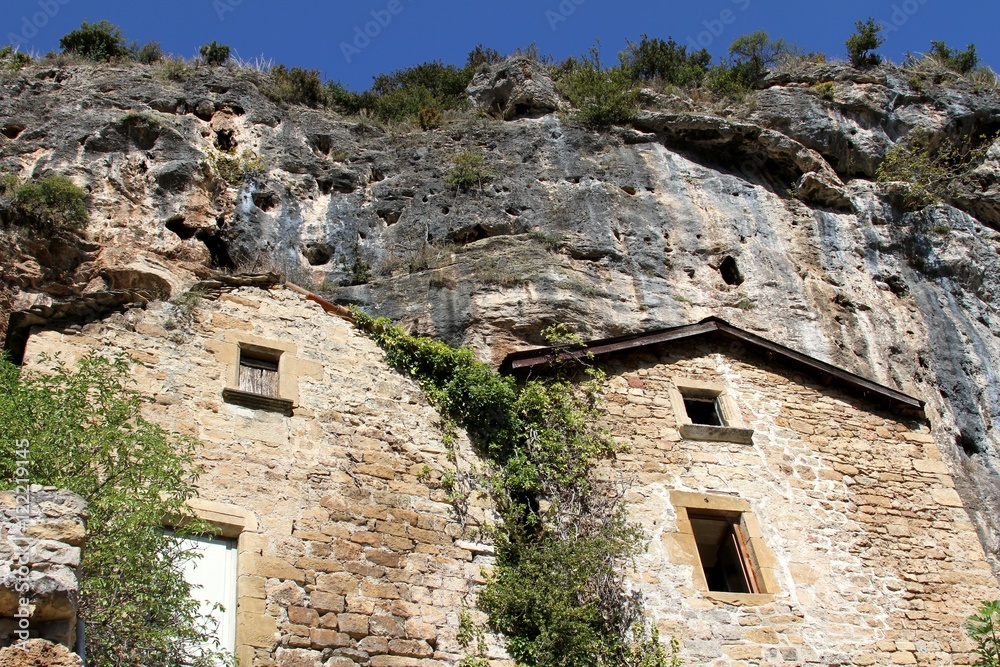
(5, 0, 998, 90)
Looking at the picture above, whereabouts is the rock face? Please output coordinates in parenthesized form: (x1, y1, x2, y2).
(0, 488, 87, 649)
(0, 640, 82, 667)
(2, 58, 1000, 577)
(466, 56, 564, 120)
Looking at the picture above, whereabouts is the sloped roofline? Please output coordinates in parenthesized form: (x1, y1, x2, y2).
(500, 317, 924, 412)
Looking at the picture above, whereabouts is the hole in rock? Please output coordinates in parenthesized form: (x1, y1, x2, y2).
(252, 191, 278, 211)
(720, 256, 744, 286)
(165, 216, 197, 240)
(215, 129, 236, 152)
(303, 244, 333, 266)
(958, 430, 982, 457)
(376, 209, 401, 225)
(451, 224, 490, 245)
(1, 124, 25, 139)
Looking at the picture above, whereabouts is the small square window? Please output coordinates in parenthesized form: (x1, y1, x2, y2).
(238, 345, 281, 398)
(683, 397, 724, 426)
(221, 343, 294, 415)
(688, 511, 759, 594)
(669, 381, 754, 444)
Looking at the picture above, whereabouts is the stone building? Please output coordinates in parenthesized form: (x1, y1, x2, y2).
(10, 281, 495, 667)
(6, 284, 1000, 666)
(505, 319, 1000, 666)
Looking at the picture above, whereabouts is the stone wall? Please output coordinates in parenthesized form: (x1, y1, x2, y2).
(0, 487, 86, 650)
(21, 287, 496, 667)
(596, 341, 1000, 666)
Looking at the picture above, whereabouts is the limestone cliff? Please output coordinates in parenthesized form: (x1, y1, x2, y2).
(2, 57, 1000, 574)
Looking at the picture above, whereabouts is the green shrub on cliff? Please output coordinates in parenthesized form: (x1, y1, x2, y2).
(0, 352, 231, 667)
(1, 174, 89, 233)
(59, 20, 131, 62)
(199, 41, 230, 66)
(557, 46, 638, 126)
(0, 45, 32, 71)
(619, 35, 711, 88)
(846, 18, 884, 68)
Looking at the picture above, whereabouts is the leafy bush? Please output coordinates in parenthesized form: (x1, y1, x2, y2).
(418, 104, 444, 130)
(268, 65, 328, 107)
(199, 41, 230, 66)
(0, 45, 32, 71)
(0, 353, 231, 667)
(705, 64, 753, 97)
(619, 35, 712, 88)
(727, 30, 791, 85)
(479, 526, 643, 667)
(557, 47, 638, 126)
(445, 150, 493, 191)
(876, 129, 997, 207)
(209, 149, 265, 186)
(1, 174, 89, 232)
(927, 40, 979, 75)
(59, 20, 131, 62)
(132, 40, 163, 64)
(811, 81, 836, 101)
(328, 58, 479, 124)
(966, 600, 1000, 667)
(158, 56, 193, 81)
(846, 18, 884, 68)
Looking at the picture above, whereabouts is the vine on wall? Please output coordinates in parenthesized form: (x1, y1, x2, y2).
(352, 309, 676, 667)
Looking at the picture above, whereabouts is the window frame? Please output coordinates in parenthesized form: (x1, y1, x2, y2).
(209, 334, 305, 416)
(669, 491, 779, 605)
(668, 379, 754, 444)
(166, 499, 261, 667)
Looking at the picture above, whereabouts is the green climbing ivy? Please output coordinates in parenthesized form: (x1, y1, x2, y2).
(352, 309, 675, 667)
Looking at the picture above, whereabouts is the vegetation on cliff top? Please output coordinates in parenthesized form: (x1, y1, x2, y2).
(6, 18, 993, 131)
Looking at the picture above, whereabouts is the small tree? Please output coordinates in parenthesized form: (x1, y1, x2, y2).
(728, 30, 790, 85)
(59, 20, 131, 62)
(199, 41, 230, 66)
(0, 353, 230, 667)
(928, 40, 979, 74)
(966, 600, 1000, 667)
(846, 18, 884, 68)
(132, 40, 164, 64)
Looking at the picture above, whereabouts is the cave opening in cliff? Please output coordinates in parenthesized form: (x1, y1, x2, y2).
(720, 256, 744, 286)
(165, 216, 197, 240)
(958, 430, 982, 457)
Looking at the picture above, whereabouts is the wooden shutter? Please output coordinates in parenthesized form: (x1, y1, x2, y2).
(238, 349, 279, 397)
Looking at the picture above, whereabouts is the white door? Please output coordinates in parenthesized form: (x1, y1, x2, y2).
(177, 533, 238, 657)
